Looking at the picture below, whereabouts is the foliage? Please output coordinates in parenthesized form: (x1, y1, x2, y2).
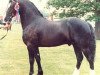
(48, 0, 100, 21)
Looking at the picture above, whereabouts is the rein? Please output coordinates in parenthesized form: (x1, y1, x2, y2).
(0, 29, 8, 40)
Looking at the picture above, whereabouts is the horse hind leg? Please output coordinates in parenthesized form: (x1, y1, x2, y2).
(82, 34, 96, 75)
(72, 44, 83, 75)
(82, 47, 95, 75)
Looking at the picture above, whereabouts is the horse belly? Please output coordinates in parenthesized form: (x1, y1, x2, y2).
(39, 35, 67, 47)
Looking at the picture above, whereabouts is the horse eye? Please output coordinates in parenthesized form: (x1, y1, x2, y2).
(10, 16, 12, 18)
(11, 12, 15, 16)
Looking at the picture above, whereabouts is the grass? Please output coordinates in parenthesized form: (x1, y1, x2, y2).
(0, 24, 99, 75)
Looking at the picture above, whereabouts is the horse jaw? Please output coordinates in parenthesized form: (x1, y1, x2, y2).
(90, 69, 95, 75)
(72, 68, 80, 75)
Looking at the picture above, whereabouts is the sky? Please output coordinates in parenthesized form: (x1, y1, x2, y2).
(0, 0, 49, 16)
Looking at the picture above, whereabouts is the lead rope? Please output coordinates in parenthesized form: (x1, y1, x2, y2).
(0, 29, 8, 40)
(0, 22, 11, 40)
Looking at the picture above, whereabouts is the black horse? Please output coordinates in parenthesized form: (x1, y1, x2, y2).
(4, 0, 96, 75)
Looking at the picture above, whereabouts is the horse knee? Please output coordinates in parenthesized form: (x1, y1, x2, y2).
(35, 55, 41, 62)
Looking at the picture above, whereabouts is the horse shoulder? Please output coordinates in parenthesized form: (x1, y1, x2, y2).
(22, 25, 39, 45)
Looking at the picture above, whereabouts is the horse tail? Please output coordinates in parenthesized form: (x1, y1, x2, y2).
(87, 23, 96, 62)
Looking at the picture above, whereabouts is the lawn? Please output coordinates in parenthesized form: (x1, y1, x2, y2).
(0, 24, 99, 75)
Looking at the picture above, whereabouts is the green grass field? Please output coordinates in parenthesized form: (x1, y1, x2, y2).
(0, 24, 99, 75)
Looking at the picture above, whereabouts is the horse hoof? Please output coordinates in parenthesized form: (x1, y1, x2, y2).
(37, 74, 42, 75)
(29, 74, 34, 75)
(37, 74, 43, 75)
(37, 72, 43, 75)
(29, 72, 34, 75)
(37, 73, 43, 75)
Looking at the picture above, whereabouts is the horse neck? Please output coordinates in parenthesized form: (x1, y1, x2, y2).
(19, 2, 43, 29)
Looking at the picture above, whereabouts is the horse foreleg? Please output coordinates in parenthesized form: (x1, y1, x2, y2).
(27, 45, 35, 75)
(34, 47, 43, 75)
(72, 44, 83, 75)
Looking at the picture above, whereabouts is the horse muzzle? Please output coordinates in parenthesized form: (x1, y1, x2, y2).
(0, 22, 12, 30)
(4, 17, 12, 30)
(4, 22, 12, 30)
(4, 16, 13, 23)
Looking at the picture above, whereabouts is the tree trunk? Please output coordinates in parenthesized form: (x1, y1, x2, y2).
(95, 0, 100, 40)
(95, 21, 100, 40)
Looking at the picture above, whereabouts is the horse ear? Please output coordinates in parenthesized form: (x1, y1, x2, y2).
(9, 0, 17, 3)
(9, 0, 12, 3)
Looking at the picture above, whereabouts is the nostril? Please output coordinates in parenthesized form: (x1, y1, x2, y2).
(4, 18, 7, 22)
(4, 17, 11, 22)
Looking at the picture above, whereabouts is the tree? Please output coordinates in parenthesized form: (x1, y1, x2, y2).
(48, 0, 100, 39)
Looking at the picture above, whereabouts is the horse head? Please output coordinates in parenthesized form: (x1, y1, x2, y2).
(4, 0, 19, 23)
